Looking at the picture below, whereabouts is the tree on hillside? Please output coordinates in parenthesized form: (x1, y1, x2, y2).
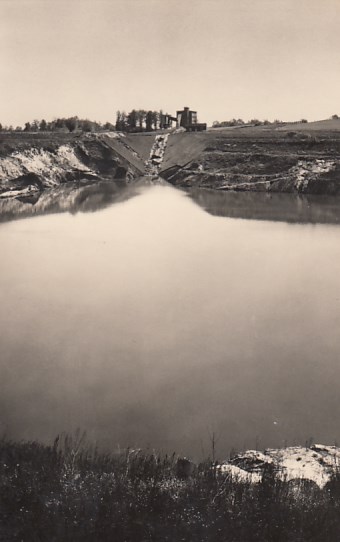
(151, 111, 159, 130)
(127, 109, 137, 131)
(65, 116, 78, 132)
(55, 118, 66, 131)
(332, 114, 339, 120)
(115, 110, 128, 131)
(0, 123, 2, 131)
(103, 121, 115, 131)
(82, 119, 93, 132)
(121, 112, 127, 130)
(31, 119, 40, 131)
(24, 122, 31, 132)
(40, 119, 47, 131)
(146, 110, 153, 132)
(136, 109, 146, 130)
(115, 110, 121, 130)
(159, 110, 164, 129)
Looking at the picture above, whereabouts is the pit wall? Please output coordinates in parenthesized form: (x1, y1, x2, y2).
(1, 129, 340, 199)
(0, 132, 148, 199)
(160, 130, 340, 195)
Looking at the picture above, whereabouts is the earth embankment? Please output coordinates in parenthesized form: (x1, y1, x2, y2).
(160, 127, 340, 195)
(0, 132, 148, 200)
(1, 127, 340, 200)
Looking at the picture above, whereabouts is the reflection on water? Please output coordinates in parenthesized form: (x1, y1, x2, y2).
(1, 182, 340, 458)
(2, 180, 340, 226)
(0, 180, 138, 223)
(189, 188, 340, 224)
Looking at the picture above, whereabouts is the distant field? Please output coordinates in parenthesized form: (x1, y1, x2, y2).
(279, 118, 340, 131)
(210, 118, 340, 133)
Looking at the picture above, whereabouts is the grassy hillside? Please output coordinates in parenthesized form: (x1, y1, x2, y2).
(278, 118, 340, 131)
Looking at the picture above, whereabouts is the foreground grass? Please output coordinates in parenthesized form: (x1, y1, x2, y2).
(1, 434, 340, 541)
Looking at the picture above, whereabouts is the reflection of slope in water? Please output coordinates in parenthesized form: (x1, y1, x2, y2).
(188, 187, 340, 225)
(0, 181, 140, 223)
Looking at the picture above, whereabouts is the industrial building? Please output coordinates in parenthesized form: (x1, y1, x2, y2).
(176, 107, 207, 132)
(160, 107, 207, 132)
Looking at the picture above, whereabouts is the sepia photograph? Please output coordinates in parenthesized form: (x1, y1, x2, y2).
(1, 0, 340, 540)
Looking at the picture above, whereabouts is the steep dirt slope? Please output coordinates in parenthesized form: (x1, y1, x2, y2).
(99, 133, 146, 173)
(160, 132, 207, 172)
(124, 133, 156, 162)
(0, 132, 143, 199)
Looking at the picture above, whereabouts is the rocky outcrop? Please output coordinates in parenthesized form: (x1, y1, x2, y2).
(145, 133, 169, 177)
(217, 445, 340, 488)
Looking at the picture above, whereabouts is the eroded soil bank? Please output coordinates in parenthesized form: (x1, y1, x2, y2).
(1, 127, 340, 206)
(0, 131, 153, 200)
(159, 128, 340, 195)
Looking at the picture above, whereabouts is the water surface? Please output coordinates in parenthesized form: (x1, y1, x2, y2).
(1, 183, 340, 458)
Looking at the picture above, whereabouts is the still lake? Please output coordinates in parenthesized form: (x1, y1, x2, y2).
(1, 182, 340, 458)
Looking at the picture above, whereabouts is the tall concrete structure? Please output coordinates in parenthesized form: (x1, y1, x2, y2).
(176, 107, 206, 131)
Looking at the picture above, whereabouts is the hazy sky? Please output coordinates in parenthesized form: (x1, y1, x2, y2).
(1, 0, 340, 127)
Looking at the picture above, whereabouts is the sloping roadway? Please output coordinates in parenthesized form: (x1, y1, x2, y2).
(159, 132, 208, 174)
(126, 131, 209, 176)
(105, 131, 210, 179)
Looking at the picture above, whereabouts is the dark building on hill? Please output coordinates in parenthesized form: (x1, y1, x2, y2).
(160, 113, 177, 129)
(176, 107, 207, 132)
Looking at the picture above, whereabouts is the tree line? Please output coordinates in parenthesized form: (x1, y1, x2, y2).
(1, 112, 339, 133)
(0, 109, 171, 134)
(0, 117, 115, 133)
(212, 118, 289, 128)
(115, 109, 167, 132)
